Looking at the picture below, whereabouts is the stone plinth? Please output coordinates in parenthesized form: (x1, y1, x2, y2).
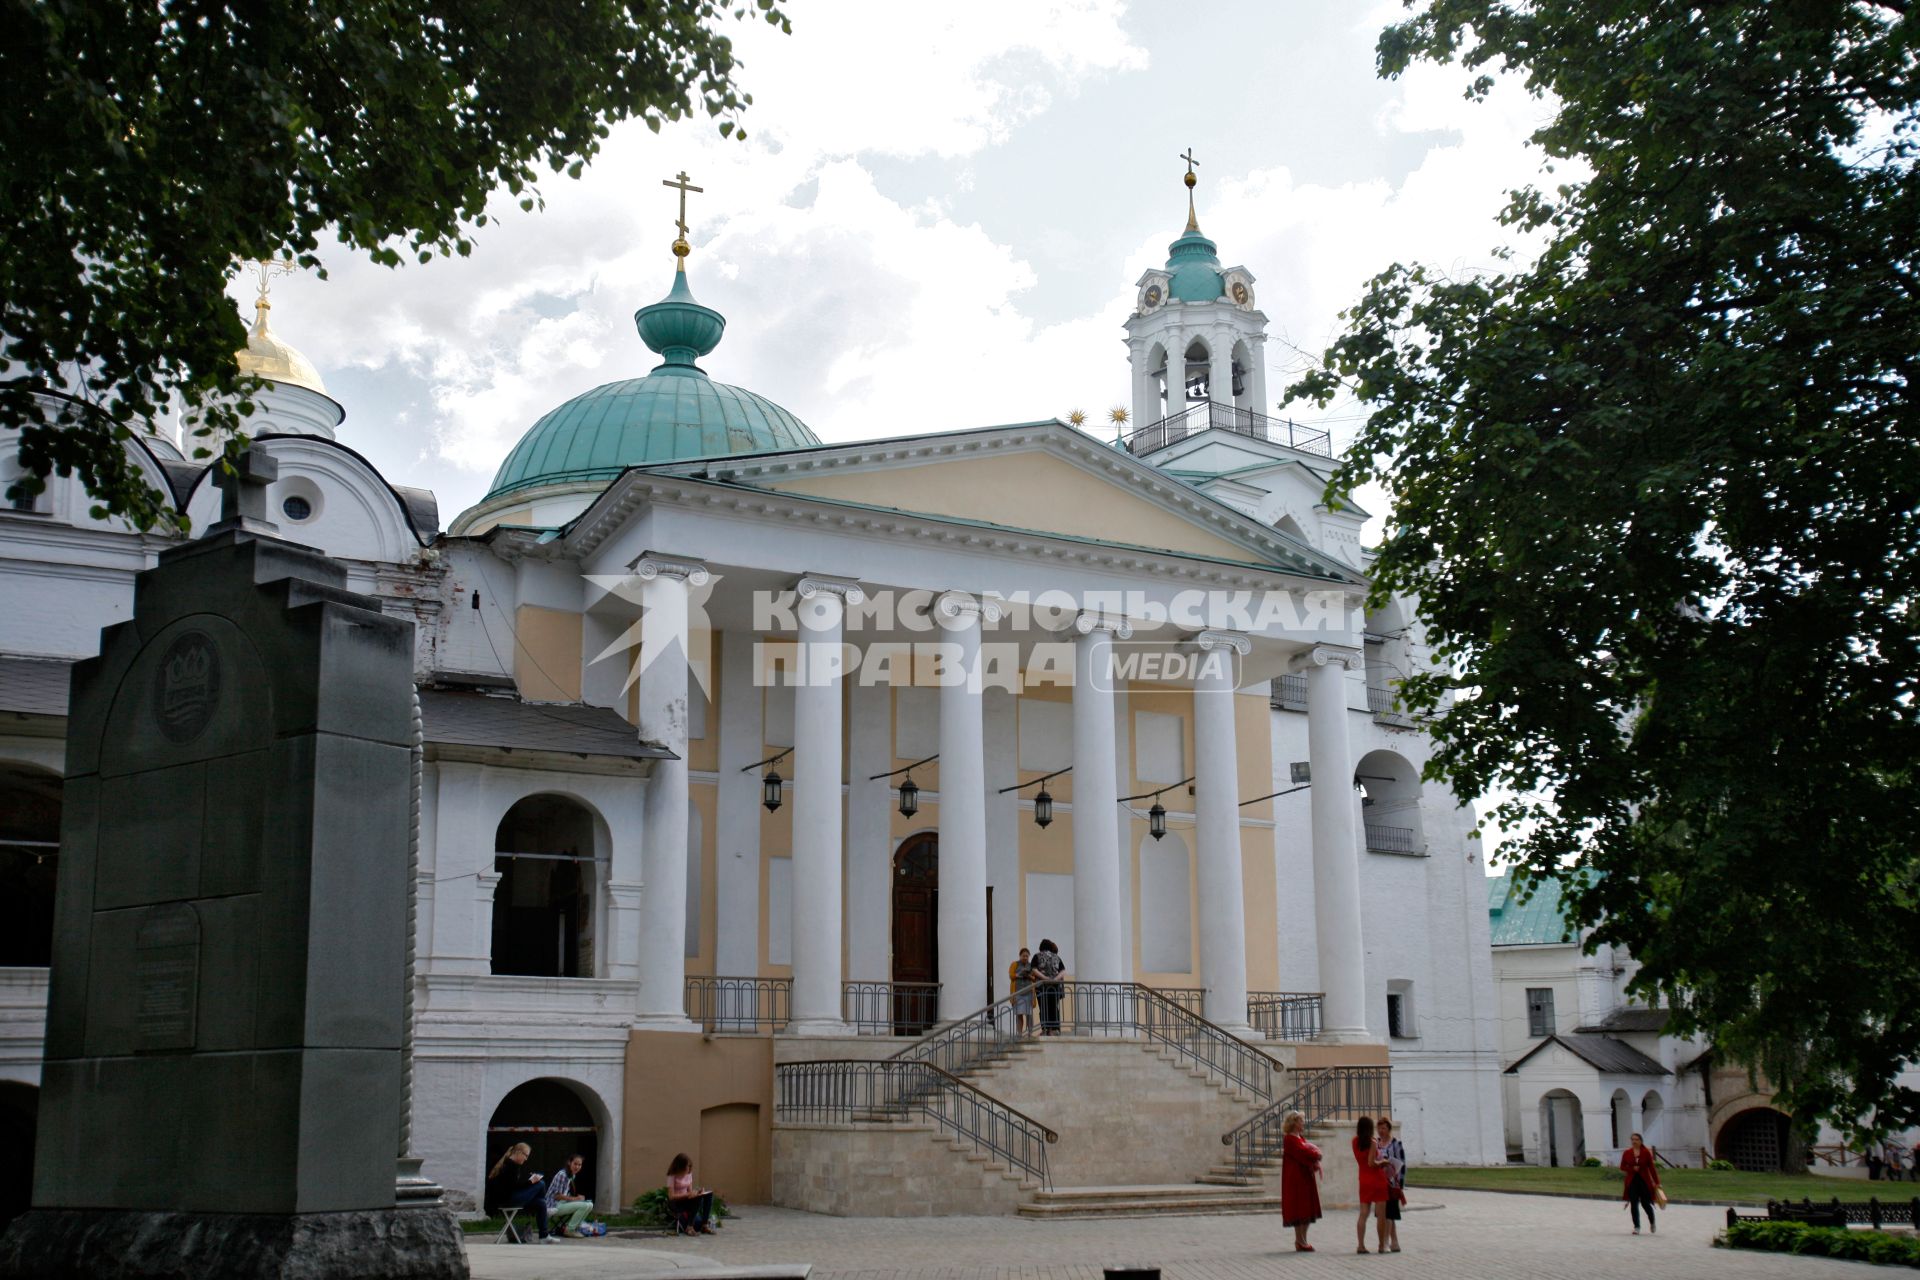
(0, 529, 465, 1278)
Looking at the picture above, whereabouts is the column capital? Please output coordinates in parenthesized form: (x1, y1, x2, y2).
(1288, 643, 1362, 672)
(631, 551, 710, 586)
(1074, 610, 1133, 639)
(1191, 628, 1252, 655)
(795, 574, 866, 606)
(934, 590, 1003, 627)
(605, 881, 645, 908)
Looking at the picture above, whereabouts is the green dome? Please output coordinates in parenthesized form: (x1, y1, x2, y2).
(1166, 228, 1225, 303)
(483, 267, 819, 501)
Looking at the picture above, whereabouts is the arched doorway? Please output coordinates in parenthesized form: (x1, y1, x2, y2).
(891, 834, 938, 1034)
(485, 1079, 600, 1212)
(1610, 1088, 1632, 1149)
(492, 795, 602, 978)
(0, 764, 61, 967)
(1641, 1090, 1665, 1147)
(1718, 1107, 1795, 1172)
(0, 1083, 36, 1227)
(1539, 1089, 1584, 1167)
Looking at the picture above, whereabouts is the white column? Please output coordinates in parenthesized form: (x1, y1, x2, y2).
(846, 675, 892, 982)
(936, 591, 997, 1021)
(789, 575, 862, 1035)
(1193, 629, 1254, 1034)
(1071, 613, 1131, 985)
(1208, 334, 1233, 411)
(1294, 643, 1370, 1041)
(714, 627, 763, 980)
(472, 871, 503, 965)
(1129, 341, 1154, 433)
(427, 762, 490, 975)
(634, 552, 708, 1028)
(1173, 329, 1194, 414)
(1249, 336, 1270, 416)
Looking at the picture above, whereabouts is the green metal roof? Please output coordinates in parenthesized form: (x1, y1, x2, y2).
(1487, 870, 1588, 946)
(1166, 227, 1225, 302)
(483, 266, 819, 502)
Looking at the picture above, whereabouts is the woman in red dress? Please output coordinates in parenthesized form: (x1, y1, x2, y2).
(1279, 1110, 1322, 1252)
(1353, 1114, 1390, 1253)
(1619, 1132, 1662, 1234)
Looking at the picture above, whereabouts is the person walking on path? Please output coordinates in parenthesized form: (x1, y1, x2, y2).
(1031, 939, 1067, 1035)
(1377, 1116, 1406, 1253)
(1279, 1110, 1323, 1252)
(1620, 1132, 1661, 1234)
(1353, 1114, 1390, 1254)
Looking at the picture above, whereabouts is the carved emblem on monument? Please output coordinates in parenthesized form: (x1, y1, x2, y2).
(153, 631, 221, 743)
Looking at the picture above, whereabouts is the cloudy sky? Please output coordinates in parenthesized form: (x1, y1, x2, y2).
(240, 0, 1553, 532)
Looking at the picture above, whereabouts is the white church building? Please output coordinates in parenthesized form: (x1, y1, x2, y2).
(0, 171, 1506, 1219)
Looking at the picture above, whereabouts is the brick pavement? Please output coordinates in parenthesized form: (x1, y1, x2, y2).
(466, 1189, 1868, 1279)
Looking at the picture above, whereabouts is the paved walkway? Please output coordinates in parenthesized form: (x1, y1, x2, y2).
(466, 1189, 1864, 1279)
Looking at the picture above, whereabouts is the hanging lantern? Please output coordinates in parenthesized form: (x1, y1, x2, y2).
(762, 767, 784, 813)
(1148, 797, 1167, 841)
(897, 775, 920, 818)
(1033, 787, 1054, 829)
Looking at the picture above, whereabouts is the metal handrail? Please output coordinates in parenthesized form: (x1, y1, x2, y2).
(1246, 991, 1324, 1042)
(842, 981, 941, 1035)
(1220, 1065, 1392, 1176)
(1119, 400, 1334, 459)
(775, 1057, 1056, 1189)
(684, 975, 790, 1034)
(889, 994, 1025, 1076)
(1364, 823, 1419, 855)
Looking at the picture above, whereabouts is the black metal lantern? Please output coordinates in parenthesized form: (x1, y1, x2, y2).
(762, 767, 784, 813)
(1033, 787, 1054, 829)
(897, 775, 920, 818)
(1148, 798, 1167, 841)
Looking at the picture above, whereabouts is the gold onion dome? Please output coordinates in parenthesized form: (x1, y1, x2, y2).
(234, 297, 328, 396)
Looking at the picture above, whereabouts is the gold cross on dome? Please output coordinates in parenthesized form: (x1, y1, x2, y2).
(663, 170, 704, 239)
(1181, 147, 1199, 177)
(1179, 148, 1201, 231)
(244, 257, 297, 306)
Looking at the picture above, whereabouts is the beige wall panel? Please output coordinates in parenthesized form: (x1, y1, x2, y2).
(622, 1031, 773, 1206)
(514, 605, 582, 701)
(766, 452, 1262, 564)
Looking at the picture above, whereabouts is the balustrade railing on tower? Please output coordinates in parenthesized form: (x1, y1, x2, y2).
(1117, 400, 1334, 458)
(1363, 823, 1420, 856)
(684, 975, 791, 1033)
(1246, 991, 1324, 1041)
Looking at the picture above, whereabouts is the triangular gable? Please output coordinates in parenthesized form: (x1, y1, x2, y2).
(641, 422, 1363, 581)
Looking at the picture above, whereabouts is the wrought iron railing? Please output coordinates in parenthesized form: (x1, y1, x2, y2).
(890, 995, 1025, 1077)
(684, 975, 790, 1033)
(775, 1057, 1056, 1188)
(1054, 982, 1279, 1100)
(1246, 992, 1324, 1041)
(1221, 1065, 1393, 1176)
(1157, 987, 1208, 1017)
(1119, 401, 1334, 458)
(1364, 823, 1420, 855)
(842, 981, 941, 1036)
(1272, 674, 1307, 711)
(1366, 683, 1416, 724)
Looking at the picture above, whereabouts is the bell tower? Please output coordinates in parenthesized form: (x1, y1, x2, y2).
(1124, 151, 1268, 436)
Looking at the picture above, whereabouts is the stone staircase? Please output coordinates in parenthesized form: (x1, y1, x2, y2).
(1018, 1182, 1281, 1220)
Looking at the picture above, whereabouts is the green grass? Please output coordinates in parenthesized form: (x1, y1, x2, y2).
(1408, 1164, 1884, 1206)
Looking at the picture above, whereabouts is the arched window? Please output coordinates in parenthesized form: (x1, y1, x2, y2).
(485, 1079, 601, 1211)
(1640, 1090, 1665, 1146)
(1355, 750, 1425, 856)
(1610, 1088, 1632, 1149)
(0, 764, 61, 966)
(491, 795, 605, 978)
(1539, 1089, 1584, 1166)
(1183, 339, 1212, 403)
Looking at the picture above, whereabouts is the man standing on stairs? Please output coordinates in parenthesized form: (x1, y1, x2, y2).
(1032, 940, 1067, 1035)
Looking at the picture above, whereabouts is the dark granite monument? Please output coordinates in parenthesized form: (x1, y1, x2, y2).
(0, 455, 466, 1278)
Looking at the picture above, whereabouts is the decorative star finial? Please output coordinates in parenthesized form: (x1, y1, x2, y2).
(662, 170, 705, 271)
(1180, 148, 1200, 233)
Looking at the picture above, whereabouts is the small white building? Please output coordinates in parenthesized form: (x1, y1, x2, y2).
(1, 174, 1510, 1220)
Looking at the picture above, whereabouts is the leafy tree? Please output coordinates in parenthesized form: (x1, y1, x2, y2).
(1291, 0, 1920, 1138)
(0, 0, 788, 528)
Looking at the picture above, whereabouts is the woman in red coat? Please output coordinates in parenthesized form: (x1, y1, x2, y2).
(1620, 1132, 1661, 1234)
(1280, 1110, 1322, 1252)
(1353, 1114, 1391, 1253)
